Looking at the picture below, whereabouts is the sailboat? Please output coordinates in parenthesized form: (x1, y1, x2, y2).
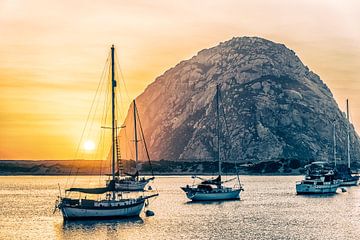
(55, 45, 158, 220)
(113, 100, 155, 191)
(181, 84, 244, 201)
(336, 99, 359, 186)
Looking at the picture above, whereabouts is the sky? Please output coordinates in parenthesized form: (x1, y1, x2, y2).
(0, 0, 360, 160)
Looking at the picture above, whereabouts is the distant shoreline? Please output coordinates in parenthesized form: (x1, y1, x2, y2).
(0, 172, 303, 176)
(0, 159, 307, 176)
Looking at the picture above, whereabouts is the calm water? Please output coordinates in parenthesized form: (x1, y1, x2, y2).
(0, 175, 359, 240)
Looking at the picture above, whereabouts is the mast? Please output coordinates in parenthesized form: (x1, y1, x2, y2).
(333, 121, 337, 167)
(216, 84, 221, 177)
(133, 100, 139, 176)
(347, 99, 350, 169)
(111, 45, 116, 181)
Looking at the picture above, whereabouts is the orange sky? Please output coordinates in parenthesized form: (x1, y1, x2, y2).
(1, 0, 360, 160)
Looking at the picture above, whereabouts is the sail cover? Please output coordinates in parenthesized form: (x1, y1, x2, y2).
(66, 180, 116, 194)
(201, 175, 222, 185)
(125, 170, 139, 178)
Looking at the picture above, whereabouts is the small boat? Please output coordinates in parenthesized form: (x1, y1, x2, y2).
(296, 162, 340, 194)
(112, 100, 155, 191)
(55, 45, 158, 220)
(335, 165, 359, 186)
(181, 84, 244, 201)
(113, 175, 154, 191)
(337, 99, 359, 186)
(58, 190, 158, 220)
(330, 100, 359, 186)
(181, 175, 242, 201)
(339, 177, 359, 186)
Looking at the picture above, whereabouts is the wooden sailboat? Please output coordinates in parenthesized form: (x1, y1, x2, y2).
(56, 45, 158, 220)
(181, 84, 244, 201)
(113, 100, 155, 191)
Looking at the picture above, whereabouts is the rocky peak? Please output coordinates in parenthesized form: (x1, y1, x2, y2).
(119, 36, 360, 165)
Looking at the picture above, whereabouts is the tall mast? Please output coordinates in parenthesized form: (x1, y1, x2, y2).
(133, 100, 139, 175)
(216, 84, 221, 176)
(347, 99, 350, 169)
(111, 45, 116, 181)
(333, 121, 337, 167)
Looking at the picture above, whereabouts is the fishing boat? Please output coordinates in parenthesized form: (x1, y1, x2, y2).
(55, 45, 158, 220)
(296, 162, 340, 194)
(181, 85, 244, 201)
(112, 100, 155, 191)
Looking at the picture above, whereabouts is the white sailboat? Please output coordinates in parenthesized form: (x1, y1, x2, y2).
(56, 45, 158, 220)
(181, 84, 244, 201)
(113, 100, 155, 191)
(337, 99, 359, 186)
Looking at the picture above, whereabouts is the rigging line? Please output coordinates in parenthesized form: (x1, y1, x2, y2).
(98, 72, 111, 182)
(65, 51, 110, 190)
(218, 88, 241, 185)
(97, 91, 107, 180)
(115, 70, 126, 123)
(114, 73, 135, 163)
(74, 51, 110, 188)
(84, 56, 110, 158)
(82, 54, 112, 188)
(135, 104, 154, 177)
(100, 78, 112, 180)
(115, 53, 131, 104)
(68, 168, 80, 197)
(97, 129, 105, 183)
(124, 126, 135, 161)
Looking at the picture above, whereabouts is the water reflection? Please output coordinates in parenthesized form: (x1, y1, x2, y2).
(62, 216, 144, 228)
(185, 199, 240, 205)
(2, 176, 360, 240)
(298, 193, 338, 198)
(55, 217, 144, 239)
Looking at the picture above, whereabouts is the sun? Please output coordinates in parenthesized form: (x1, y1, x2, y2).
(83, 140, 96, 151)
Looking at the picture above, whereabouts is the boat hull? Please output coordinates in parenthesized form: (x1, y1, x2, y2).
(182, 188, 241, 201)
(60, 201, 145, 220)
(296, 183, 340, 194)
(339, 180, 358, 186)
(115, 181, 148, 191)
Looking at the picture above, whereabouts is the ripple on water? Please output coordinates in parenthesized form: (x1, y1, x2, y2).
(0, 175, 359, 240)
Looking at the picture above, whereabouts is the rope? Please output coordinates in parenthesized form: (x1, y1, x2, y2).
(135, 104, 155, 177)
(65, 51, 111, 193)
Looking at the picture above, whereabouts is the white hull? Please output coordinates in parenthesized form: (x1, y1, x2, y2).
(340, 180, 358, 186)
(115, 181, 148, 191)
(60, 201, 144, 220)
(296, 182, 340, 194)
(185, 189, 241, 201)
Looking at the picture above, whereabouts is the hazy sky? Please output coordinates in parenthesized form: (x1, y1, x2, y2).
(1, 0, 360, 160)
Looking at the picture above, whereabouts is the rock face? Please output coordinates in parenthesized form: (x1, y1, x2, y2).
(120, 37, 360, 164)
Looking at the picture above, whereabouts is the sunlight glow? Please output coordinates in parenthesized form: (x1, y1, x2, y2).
(83, 140, 96, 152)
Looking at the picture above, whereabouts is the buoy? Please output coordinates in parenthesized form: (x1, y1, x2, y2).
(145, 210, 155, 217)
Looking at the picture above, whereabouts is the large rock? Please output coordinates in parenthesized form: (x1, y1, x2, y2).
(119, 37, 360, 165)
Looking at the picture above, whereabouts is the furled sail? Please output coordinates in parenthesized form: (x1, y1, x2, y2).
(66, 180, 116, 194)
(201, 175, 221, 185)
(125, 170, 139, 178)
